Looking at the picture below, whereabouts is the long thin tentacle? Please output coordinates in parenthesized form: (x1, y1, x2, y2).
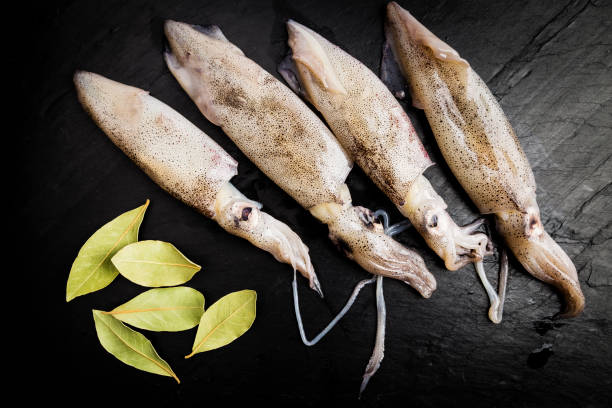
(475, 260, 501, 323)
(359, 275, 386, 398)
(386, 219, 412, 237)
(293, 270, 376, 346)
(373, 209, 412, 237)
(474, 245, 510, 324)
(496, 249, 509, 321)
(373, 209, 391, 230)
(358, 209, 408, 397)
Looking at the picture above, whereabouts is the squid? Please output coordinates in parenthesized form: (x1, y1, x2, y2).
(73, 71, 321, 295)
(384, 2, 584, 317)
(279, 20, 489, 272)
(163, 21, 436, 298)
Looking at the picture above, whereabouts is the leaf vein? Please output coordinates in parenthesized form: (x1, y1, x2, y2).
(116, 259, 199, 269)
(98, 315, 179, 383)
(105, 306, 201, 315)
(187, 297, 253, 358)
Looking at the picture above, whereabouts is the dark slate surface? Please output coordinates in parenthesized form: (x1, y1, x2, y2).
(20, 0, 611, 406)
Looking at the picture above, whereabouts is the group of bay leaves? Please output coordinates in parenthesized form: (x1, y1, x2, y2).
(65, 199, 257, 383)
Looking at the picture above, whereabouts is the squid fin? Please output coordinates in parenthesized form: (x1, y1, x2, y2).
(278, 52, 305, 97)
(380, 40, 410, 102)
(190, 24, 228, 41)
(386, 2, 470, 93)
(286, 20, 347, 95)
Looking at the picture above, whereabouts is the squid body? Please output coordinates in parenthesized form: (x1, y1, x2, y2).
(279, 20, 489, 271)
(74, 71, 321, 295)
(384, 2, 584, 317)
(164, 21, 436, 297)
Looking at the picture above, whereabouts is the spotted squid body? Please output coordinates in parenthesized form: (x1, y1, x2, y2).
(74, 71, 320, 294)
(164, 21, 436, 297)
(384, 2, 584, 316)
(279, 20, 489, 271)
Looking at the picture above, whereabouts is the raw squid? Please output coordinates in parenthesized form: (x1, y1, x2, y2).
(279, 20, 489, 271)
(163, 21, 436, 297)
(73, 71, 321, 295)
(384, 2, 584, 317)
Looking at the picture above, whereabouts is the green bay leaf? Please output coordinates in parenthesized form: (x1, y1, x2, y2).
(66, 200, 149, 302)
(186, 289, 256, 358)
(92, 310, 179, 383)
(112, 240, 201, 287)
(104, 287, 205, 332)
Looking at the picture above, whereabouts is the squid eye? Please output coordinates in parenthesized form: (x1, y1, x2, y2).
(241, 207, 252, 221)
(526, 214, 544, 237)
(231, 204, 258, 228)
(429, 214, 438, 228)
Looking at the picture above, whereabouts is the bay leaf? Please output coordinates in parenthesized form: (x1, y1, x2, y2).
(112, 240, 201, 287)
(104, 287, 205, 332)
(92, 310, 179, 383)
(66, 200, 149, 302)
(186, 289, 256, 358)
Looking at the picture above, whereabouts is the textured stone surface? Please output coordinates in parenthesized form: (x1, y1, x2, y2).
(21, 0, 610, 406)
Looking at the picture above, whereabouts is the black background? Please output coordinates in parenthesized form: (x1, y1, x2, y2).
(18, 0, 611, 406)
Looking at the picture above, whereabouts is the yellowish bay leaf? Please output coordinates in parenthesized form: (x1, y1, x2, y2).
(104, 287, 204, 331)
(112, 240, 201, 287)
(66, 200, 149, 302)
(186, 289, 256, 358)
(93, 310, 179, 383)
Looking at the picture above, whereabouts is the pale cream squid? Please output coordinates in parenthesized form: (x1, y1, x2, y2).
(74, 71, 321, 295)
(384, 2, 584, 318)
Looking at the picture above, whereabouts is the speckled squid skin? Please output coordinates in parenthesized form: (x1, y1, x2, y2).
(283, 20, 489, 271)
(74, 71, 320, 294)
(285, 20, 433, 206)
(385, 5, 535, 215)
(164, 21, 436, 296)
(74, 71, 237, 218)
(164, 23, 351, 210)
(385, 2, 584, 316)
